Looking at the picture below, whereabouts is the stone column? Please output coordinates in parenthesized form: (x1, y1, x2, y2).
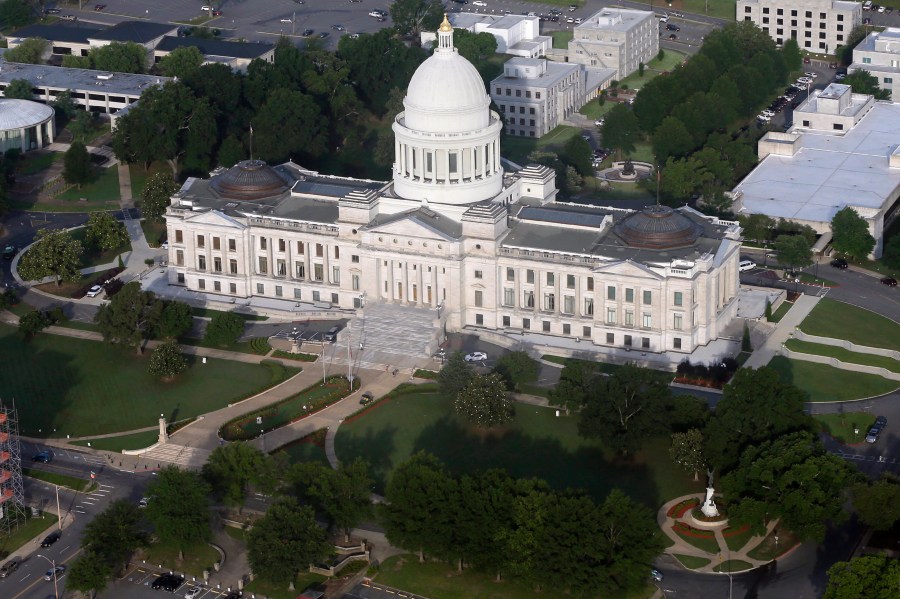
(158, 417, 168, 444)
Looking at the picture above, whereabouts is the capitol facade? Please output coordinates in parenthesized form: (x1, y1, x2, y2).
(164, 19, 742, 356)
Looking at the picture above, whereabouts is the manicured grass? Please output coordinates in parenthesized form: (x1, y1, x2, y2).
(551, 31, 573, 49)
(579, 99, 616, 120)
(518, 383, 550, 398)
(768, 356, 899, 402)
(768, 301, 793, 323)
(814, 412, 875, 444)
(0, 324, 298, 437)
(786, 339, 900, 374)
(23, 467, 93, 492)
(16, 151, 61, 175)
(54, 319, 100, 333)
(672, 526, 721, 554)
(620, 0, 736, 20)
(714, 560, 753, 573)
(747, 527, 799, 561)
(724, 526, 755, 552)
(141, 219, 167, 247)
(243, 572, 328, 599)
(376, 554, 654, 599)
(190, 306, 268, 321)
(142, 540, 219, 578)
(501, 124, 581, 165)
(129, 162, 169, 201)
(273, 435, 329, 465)
(71, 429, 160, 451)
(335, 391, 702, 507)
(271, 350, 319, 362)
(0, 512, 58, 555)
(223, 525, 248, 543)
(795, 272, 838, 287)
(801, 298, 900, 351)
(673, 554, 712, 569)
(617, 50, 688, 92)
(69, 226, 132, 269)
(56, 164, 121, 203)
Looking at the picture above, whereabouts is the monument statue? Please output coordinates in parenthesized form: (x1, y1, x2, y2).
(700, 468, 719, 518)
(622, 159, 636, 176)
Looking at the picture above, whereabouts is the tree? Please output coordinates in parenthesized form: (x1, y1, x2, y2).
(140, 171, 178, 221)
(652, 116, 695, 162)
(454, 373, 514, 428)
(548, 358, 598, 414)
(4, 37, 48, 64)
(562, 134, 594, 177)
(298, 458, 373, 541)
(63, 140, 94, 189)
(825, 555, 900, 599)
(0, 0, 36, 30)
(600, 103, 640, 159)
(157, 300, 192, 339)
(668, 394, 711, 432)
(739, 213, 776, 243)
(774, 234, 813, 274)
(51, 90, 79, 120)
(832, 206, 876, 260)
(841, 70, 891, 100)
(158, 46, 204, 79)
(203, 311, 245, 347)
(704, 366, 812, 472)
(217, 135, 245, 168)
(438, 351, 474, 400)
(67, 110, 95, 144)
(145, 466, 211, 555)
(247, 498, 329, 587)
(253, 88, 326, 164)
(882, 234, 900, 269)
(579, 364, 671, 455)
(840, 26, 870, 66)
(669, 428, 706, 481)
(18, 309, 52, 337)
(95, 282, 163, 353)
(722, 431, 859, 541)
(852, 474, 900, 531)
(202, 442, 270, 508)
(390, 0, 444, 37)
(3, 78, 34, 100)
(82, 499, 146, 570)
(782, 38, 802, 72)
(90, 41, 146, 73)
(17, 228, 83, 286)
(492, 351, 538, 391)
(86, 212, 128, 251)
(148, 341, 187, 379)
(66, 550, 114, 599)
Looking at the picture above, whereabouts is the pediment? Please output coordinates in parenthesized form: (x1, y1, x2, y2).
(183, 209, 246, 229)
(369, 215, 457, 242)
(593, 259, 661, 279)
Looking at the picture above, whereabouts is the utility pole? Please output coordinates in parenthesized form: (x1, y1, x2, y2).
(55, 484, 61, 530)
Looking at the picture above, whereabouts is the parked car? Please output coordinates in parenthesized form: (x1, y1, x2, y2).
(302, 29, 314, 36)
(280, 18, 292, 23)
(830, 258, 848, 268)
(2, 245, 16, 260)
(665, 23, 680, 31)
(0, 559, 20, 578)
(880, 277, 897, 286)
(318, 32, 329, 38)
(359, 391, 374, 405)
(45, 7, 61, 14)
(40, 530, 61, 548)
(139, 497, 149, 508)
(875, 415, 887, 428)
(739, 260, 757, 272)
(86, 285, 103, 298)
(865, 426, 881, 443)
(667, 33, 677, 40)
(464, 351, 488, 362)
(185, 586, 203, 599)
(32, 451, 52, 463)
(650, 568, 664, 582)
(332, 24, 345, 31)
(472, 0, 487, 5)
(323, 326, 340, 342)
(44, 566, 66, 581)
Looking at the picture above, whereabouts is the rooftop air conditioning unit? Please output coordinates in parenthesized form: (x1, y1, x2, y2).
(96, 73, 114, 80)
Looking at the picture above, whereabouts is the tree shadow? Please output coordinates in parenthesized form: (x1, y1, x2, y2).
(333, 424, 399, 493)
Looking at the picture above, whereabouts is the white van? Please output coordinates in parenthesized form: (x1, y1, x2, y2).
(739, 260, 757, 272)
(863, 1, 873, 10)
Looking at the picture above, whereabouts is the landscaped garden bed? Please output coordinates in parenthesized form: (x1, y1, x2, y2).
(271, 350, 318, 362)
(667, 497, 700, 518)
(674, 358, 738, 389)
(220, 375, 359, 441)
(412, 368, 438, 379)
(672, 522, 721, 554)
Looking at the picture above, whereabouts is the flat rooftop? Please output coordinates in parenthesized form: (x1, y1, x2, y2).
(577, 8, 652, 34)
(734, 101, 900, 224)
(0, 54, 171, 96)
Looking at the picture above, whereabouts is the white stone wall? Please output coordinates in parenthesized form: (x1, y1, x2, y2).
(736, 0, 861, 55)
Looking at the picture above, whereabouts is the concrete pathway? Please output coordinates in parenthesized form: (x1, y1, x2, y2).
(657, 494, 781, 574)
(743, 294, 821, 369)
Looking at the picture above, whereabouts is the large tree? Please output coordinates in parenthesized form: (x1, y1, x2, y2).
(0, 0, 36, 30)
(296, 458, 373, 542)
(157, 300, 193, 339)
(831, 206, 876, 260)
(252, 88, 326, 164)
(86, 212, 128, 251)
(548, 358, 598, 414)
(774, 233, 813, 274)
(669, 428, 706, 481)
(17, 228, 83, 286)
(95, 282, 164, 354)
(90, 41, 146, 74)
(704, 367, 812, 472)
(81, 499, 146, 570)
(437, 351, 473, 400)
(3, 78, 34, 100)
(144, 466, 211, 556)
(389, 0, 444, 37)
(852, 474, 900, 531)
(454, 373, 514, 428)
(140, 171, 178, 221)
(202, 441, 270, 508)
(63, 140, 94, 188)
(147, 340, 187, 379)
(824, 554, 900, 599)
(601, 103, 640, 159)
(781, 38, 802, 72)
(841, 70, 891, 100)
(491, 350, 538, 392)
(66, 551, 114, 599)
(158, 46, 204, 79)
(247, 498, 329, 587)
(722, 431, 859, 540)
(4, 37, 48, 64)
(203, 310, 245, 347)
(652, 116, 695, 163)
(579, 364, 671, 455)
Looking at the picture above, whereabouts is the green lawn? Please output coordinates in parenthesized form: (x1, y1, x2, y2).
(142, 540, 219, 578)
(747, 527, 800, 561)
(0, 512, 58, 555)
(190, 307, 268, 321)
(714, 560, 753, 573)
(16, 151, 61, 176)
(579, 99, 616, 120)
(129, 162, 170, 201)
(56, 164, 121, 203)
(767, 356, 899, 402)
(619, 0, 736, 20)
(785, 339, 900, 374)
(673, 527, 721, 554)
(551, 31, 573, 49)
(376, 554, 654, 599)
(141, 219, 167, 247)
(800, 298, 900, 351)
(274, 436, 329, 465)
(617, 50, 687, 92)
(724, 526, 755, 552)
(768, 301, 793, 323)
(673, 554, 711, 569)
(0, 324, 298, 437)
(243, 572, 328, 599)
(69, 226, 132, 269)
(814, 412, 875, 444)
(335, 391, 702, 507)
(501, 125, 581, 165)
(71, 429, 160, 452)
(23, 467, 93, 492)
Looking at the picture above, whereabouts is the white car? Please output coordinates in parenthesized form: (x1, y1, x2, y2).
(185, 586, 203, 599)
(594, 119, 604, 127)
(738, 259, 757, 272)
(138, 497, 149, 508)
(761, 110, 775, 117)
(464, 352, 488, 362)
(473, 0, 487, 6)
(368, 10, 386, 18)
(86, 285, 103, 298)
(280, 18, 292, 23)
(804, 72, 818, 78)
(797, 77, 813, 84)
(161, 241, 169, 250)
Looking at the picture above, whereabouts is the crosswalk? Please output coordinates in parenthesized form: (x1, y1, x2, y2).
(74, 483, 113, 514)
(138, 443, 212, 468)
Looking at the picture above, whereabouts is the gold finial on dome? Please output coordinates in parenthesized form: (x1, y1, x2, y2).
(439, 13, 452, 32)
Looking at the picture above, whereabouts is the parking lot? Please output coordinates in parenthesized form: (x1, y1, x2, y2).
(115, 565, 241, 599)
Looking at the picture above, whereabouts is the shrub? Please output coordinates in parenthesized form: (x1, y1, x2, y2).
(148, 341, 187, 379)
(204, 311, 245, 346)
(19, 309, 53, 337)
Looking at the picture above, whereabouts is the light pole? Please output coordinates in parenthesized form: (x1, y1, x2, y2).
(36, 554, 59, 599)
(55, 484, 62, 530)
(346, 323, 353, 385)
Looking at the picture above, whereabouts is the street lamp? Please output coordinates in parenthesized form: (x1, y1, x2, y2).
(36, 554, 60, 599)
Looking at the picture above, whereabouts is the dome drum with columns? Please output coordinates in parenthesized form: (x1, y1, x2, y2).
(392, 15, 504, 208)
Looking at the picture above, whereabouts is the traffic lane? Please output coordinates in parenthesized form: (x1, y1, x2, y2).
(803, 263, 900, 320)
(5, 546, 80, 599)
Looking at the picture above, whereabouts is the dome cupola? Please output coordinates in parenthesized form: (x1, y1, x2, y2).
(210, 160, 290, 201)
(614, 205, 702, 249)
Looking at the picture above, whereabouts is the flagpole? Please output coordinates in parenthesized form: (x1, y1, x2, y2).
(249, 122, 254, 161)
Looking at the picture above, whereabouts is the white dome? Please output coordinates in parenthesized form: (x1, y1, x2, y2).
(0, 99, 54, 130)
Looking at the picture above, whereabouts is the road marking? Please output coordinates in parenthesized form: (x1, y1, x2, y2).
(17, 573, 30, 582)
(75, 509, 87, 513)
(10, 547, 83, 599)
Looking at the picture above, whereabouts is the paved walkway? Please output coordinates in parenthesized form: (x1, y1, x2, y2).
(743, 294, 821, 369)
(657, 494, 780, 574)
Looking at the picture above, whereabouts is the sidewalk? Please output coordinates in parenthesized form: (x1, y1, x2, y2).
(742, 294, 820, 369)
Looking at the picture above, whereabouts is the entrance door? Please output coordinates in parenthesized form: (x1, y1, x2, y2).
(397, 282, 403, 301)
(412, 285, 418, 302)
(427, 286, 432, 304)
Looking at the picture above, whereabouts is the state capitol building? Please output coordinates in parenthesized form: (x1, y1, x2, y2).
(164, 19, 742, 357)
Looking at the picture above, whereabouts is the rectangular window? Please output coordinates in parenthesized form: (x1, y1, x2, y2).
(228, 238, 236, 251)
(523, 317, 530, 330)
(258, 256, 267, 274)
(625, 310, 634, 326)
(294, 288, 301, 299)
(547, 272, 555, 286)
(315, 244, 323, 258)
(175, 230, 183, 243)
(352, 274, 360, 291)
(674, 291, 683, 306)
(213, 257, 222, 273)
(642, 337, 650, 349)
(606, 332, 614, 344)
(524, 290, 534, 308)
(506, 267, 515, 282)
(674, 314, 683, 330)
(198, 278, 205, 290)
(584, 298, 594, 316)
(198, 255, 206, 271)
(334, 246, 340, 259)
(566, 274, 575, 289)
(543, 293, 555, 311)
(476, 313, 484, 326)
(503, 288, 515, 306)
(542, 320, 550, 332)
(278, 239, 285, 252)
(625, 288, 633, 302)
(297, 242, 305, 254)
(259, 237, 266, 250)
(586, 277, 594, 291)
(275, 285, 283, 297)
(643, 290, 652, 305)
(624, 335, 632, 347)
(230, 283, 237, 294)
(475, 290, 483, 307)
(295, 263, 305, 279)
(642, 313, 652, 328)
(332, 266, 340, 284)
(607, 307, 616, 324)
(176, 250, 184, 266)
(886, 77, 894, 84)
(607, 286, 616, 301)
(331, 293, 338, 304)
(277, 260, 286, 276)
(583, 326, 591, 338)
(563, 295, 575, 314)
(527, 270, 535, 284)
(197, 235, 205, 248)
(352, 255, 359, 263)
(863, 57, 872, 64)
(502, 315, 510, 327)
(474, 270, 483, 279)
(213, 237, 221, 250)
(674, 337, 682, 349)
(314, 264, 324, 281)
(229, 259, 237, 274)
(256, 283, 264, 294)
(563, 323, 571, 335)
